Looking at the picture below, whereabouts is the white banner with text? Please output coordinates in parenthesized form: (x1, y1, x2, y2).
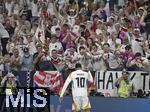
(95, 71, 150, 96)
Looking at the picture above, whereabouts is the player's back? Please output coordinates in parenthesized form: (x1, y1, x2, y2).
(71, 70, 90, 97)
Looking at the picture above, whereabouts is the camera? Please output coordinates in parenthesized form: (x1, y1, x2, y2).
(7, 79, 13, 85)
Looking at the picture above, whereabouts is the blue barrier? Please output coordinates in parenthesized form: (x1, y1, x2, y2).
(0, 95, 150, 112)
(50, 96, 150, 112)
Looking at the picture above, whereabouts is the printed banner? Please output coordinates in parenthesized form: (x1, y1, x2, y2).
(95, 71, 150, 96)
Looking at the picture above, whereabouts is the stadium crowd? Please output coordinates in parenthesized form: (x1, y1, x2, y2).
(0, 0, 150, 96)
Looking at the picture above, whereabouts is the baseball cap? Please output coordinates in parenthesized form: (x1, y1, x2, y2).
(7, 73, 15, 78)
(122, 70, 130, 75)
(23, 47, 29, 53)
(134, 28, 140, 32)
(70, 9, 74, 12)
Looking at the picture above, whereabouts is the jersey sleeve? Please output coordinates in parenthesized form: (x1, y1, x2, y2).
(87, 71, 93, 83)
(60, 74, 72, 97)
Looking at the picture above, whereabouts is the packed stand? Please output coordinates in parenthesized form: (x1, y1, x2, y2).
(0, 0, 150, 97)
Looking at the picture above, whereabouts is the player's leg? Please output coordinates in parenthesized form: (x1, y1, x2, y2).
(81, 96, 91, 112)
(74, 110, 81, 112)
(72, 110, 81, 112)
(84, 108, 90, 112)
(72, 96, 81, 112)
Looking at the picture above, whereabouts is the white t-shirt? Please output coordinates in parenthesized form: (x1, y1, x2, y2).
(51, 25, 60, 34)
(107, 38, 121, 50)
(49, 41, 63, 56)
(64, 49, 78, 69)
(0, 64, 4, 71)
(118, 0, 125, 6)
(131, 36, 144, 55)
(76, 52, 93, 71)
(72, 25, 80, 35)
(47, 2, 55, 15)
(119, 44, 126, 52)
(107, 26, 115, 34)
(6, 42, 15, 54)
(67, 16, 76, 27)
(13, 3, 20, 15)
(28, 42, 37, 55)
(19, 0, 25, 8)
(91, 54, 107, 71)
(16, 44, 26, 57)
(31, 2, 39, 17)
(26, 0, 32, 10)
(5, 2, 13, 16)
(0, 23, 10, 38)
(57, 0, 69, 9)
(103, 52, 121, 69)
(60, 70, 93, 97)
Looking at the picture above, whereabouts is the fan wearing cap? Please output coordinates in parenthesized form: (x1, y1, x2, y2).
(115, 71, 134, 98)
(21, 47, 33, 71)
(0, 72, 21, 111)
(1, 73, 20, 95)
(131, 28, 145, 56)
(59, 0, 79, 27)
(68, 0, 79, 24)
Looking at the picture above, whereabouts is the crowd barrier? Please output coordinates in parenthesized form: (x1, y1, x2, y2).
(0, 71, 149, 95)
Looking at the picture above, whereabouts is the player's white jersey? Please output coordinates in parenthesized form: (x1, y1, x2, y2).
(60, 70, 93, 97)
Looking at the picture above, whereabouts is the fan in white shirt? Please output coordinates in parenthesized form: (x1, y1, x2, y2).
(31, 0, 40, 17)
(131, 28, 145, 56)
(49, 34, 63, 56)
(75, 46, 93, 71)
(11, 1, 20, 15)
(64, 46, 78, 69)
(107, 31, 121, 51)
(47, 1, 55, 15)
(5, 0, 13, 16)
(91, 44, 106, 71)
(102, 43, 123, 70)
(57, 0, 79, 27)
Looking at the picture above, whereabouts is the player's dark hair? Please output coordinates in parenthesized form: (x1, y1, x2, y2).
(75, 63, 82, 69)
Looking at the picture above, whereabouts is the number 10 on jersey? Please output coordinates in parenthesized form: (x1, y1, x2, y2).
(76, 77, 85, 88)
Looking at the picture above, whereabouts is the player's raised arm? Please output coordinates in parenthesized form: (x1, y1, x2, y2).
(60, 74, 72, 98)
